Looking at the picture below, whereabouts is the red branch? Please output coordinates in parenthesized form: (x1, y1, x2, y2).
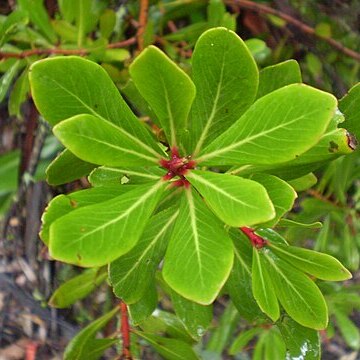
(227, 0, 360, 62)
(0, 37, 136, 60)
(120, 302, 132, 359)
(240, 227, 268, 248)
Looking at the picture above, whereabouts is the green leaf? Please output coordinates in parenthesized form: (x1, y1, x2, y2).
(226, 229, 265, 321)
(140, 309, 193, 343)
(186, 170, 275, 227)
(8, 67, 29, 118)
(188, 27, 258, 154)
(53, 114, 161, 167)
(46, 149, 96, 186)
(29, 57, 159, 151)
(264, 251, 328, 330)
(252, 249, 280, 321)
(198, 84, 337, 166)
(163, 188, 233, 304)
(18, 0, 57, 43)
(49, 181, 166, 267)
(88, 166, 164, 186)
(229, 328, 262, 355)
(288, 173, 317, 192)
(129, 46, 195, 146)
(269, 243, 352, 281)
(49, 268, 107, 308)
(340, 82, 360, 143)
(257, 60, 302, 99)
(0, 10, 28, 47)
(0, 150, 19, 193)
(41, 185, 135, 245)
(277, 219, 322, 229)
(64, 308, 118, 360)
(99, 9, 116, 39)
(277, 316, 321, 360)
(333, 309, 360, 349)
(263, 329, 287, 359)
(255, 228, 288, 245)
(170, 288, 213, 340)
(251, 174, 297, 227)
(206, 302, 240, 354)
(134, 331, 199, 360)
(245, 39, 271, 63)
(0, 60, 22, 103)
(128, 284, 158, 325)
(109, 207, 178, 303)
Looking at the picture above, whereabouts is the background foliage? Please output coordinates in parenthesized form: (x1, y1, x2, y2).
(0, 0, 360, 359)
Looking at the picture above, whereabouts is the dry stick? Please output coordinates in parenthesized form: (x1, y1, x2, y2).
(0, 37, 137, 60)
(120, 302, 132, 360)
(227, 0, 360, 62)
(137, 0, 149, 51)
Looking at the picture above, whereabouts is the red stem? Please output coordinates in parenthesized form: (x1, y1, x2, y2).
(240, 227, 268, 248)
(120, 302, 132, 359)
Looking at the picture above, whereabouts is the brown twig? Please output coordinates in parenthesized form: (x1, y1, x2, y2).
(120, 302, 132, 360)
(137, 0, 149, 51)
(227, 0, 360, 62)
(0, 37, 136, 60)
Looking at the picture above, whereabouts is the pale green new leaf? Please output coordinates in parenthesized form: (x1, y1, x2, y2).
(252, 174, 297, 227)
(0, 60, 22, 103)
(49, 268, 107, 308)
(29, 57, 160, 151)
(252, 249, 280, 322)
(109, 207, 178, 303)
(163, 188, 233, 304)
(257, 60, 302, 99)
(49, 181, 166, 267)
(198, 84, 337, 166)
(188, 27, 258, 154)
(229, 328, 262, 355)
(46, 149, 96, 186)
(88, 166, 164, 186)
(269, 243, 352, 281)
(64, 308, 118, 360)
(186, 170, 275, 227)
(264, 251, 328, 330)
(130, 46, 195, 146)
(53, 114, 161, 167)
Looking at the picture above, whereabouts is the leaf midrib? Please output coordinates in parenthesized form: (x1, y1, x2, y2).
(188, 172, 257, 210)
(112, 210, 179, 287)
(58, 181, 164, 249)
(198, 110, 319, 163)
(42, 74, 161, 157)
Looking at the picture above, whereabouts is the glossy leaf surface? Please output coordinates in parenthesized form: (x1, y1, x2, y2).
(49, 181, 166, 267)
(264, 251, 328, 330)
(270, 243, 352, 281)
(189, 27, 258, 153)
(186, 170, 275, 227)
(29, 56, 159, 150)
(199, 84, 336, 166)
(109, 207, 178, 303)
(163, 188, 233, 304)
(53, 114, 161, 167)
(252, 249, 280, 321)
(130, 46, 195, 146)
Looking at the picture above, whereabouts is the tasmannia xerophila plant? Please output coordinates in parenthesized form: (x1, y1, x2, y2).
(29, 27, 357, 358)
